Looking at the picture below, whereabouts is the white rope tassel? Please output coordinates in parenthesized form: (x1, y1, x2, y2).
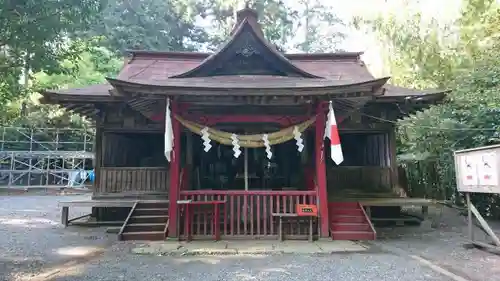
(201, 127, 212, 152)
(293, 126, 304, 152)
(231, 134, 241, 158)
(262, 134, 272, 159)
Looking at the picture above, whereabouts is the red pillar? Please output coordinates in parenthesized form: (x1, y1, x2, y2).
(168, 100, 181, 238)
(315, 102, 329, 238)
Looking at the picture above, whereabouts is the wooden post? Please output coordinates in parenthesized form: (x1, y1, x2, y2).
(168, 100, 181, 238)
(315, 102, 329, 238)
(244, 147, 249, 191)
(388, 127, 399, 193)
(466, 192, 474, 241)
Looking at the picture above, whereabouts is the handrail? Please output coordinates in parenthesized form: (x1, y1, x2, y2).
(118, 201, 138, 241)
(180, 190, 316, 196)
(359, 202, 377, 239)
(163, 217, 170, 239)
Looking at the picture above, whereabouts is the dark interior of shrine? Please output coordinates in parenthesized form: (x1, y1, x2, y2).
(102, 126, 391, 192)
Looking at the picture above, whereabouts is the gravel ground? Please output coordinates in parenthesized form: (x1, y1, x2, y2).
(2, 195, 499, 281)
(0, 194, 113, 281)
(50, 251, 453, 281)
(376, 205, 500, 281)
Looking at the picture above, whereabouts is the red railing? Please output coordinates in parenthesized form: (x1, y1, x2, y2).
(179, 190, 317, 239)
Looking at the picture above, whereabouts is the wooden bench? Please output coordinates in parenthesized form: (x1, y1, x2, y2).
(58, 200, 163, 226)
(271, 213, 316, 242)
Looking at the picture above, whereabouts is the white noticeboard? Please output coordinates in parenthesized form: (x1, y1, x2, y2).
(455, 145, 500, 193)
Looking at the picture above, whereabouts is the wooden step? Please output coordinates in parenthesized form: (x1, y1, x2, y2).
(329, 208, 364, 216)
(129, 215, 169, 224)
(121, 231, 165, 241)
(330, 215, 366, 223)
(329, 202, 359, 209)
(125, 223, 166, 232)
(331, 231, 375, 241)
(331, 222, 371, 232)
(137, 202, 169, 209)
(134, 208, 169, 216)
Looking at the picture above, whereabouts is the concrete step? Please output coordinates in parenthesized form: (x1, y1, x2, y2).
(134, 208, 169, 216)
(125, 223, 166, 232)
(129, 215, 169, 224)
(331, 231, 375, 241)
(121, 231, 165, 241)
(331, 222, 371, 232)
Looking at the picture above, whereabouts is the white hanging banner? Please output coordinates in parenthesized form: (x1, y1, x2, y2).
(231, 134, 241, 158)
(293, 126, 304, 152)
(164, 98, 174, 162)
(262, 134, 272, 159)
(324, 101, 344, 165)
(201, 127, 212, 152)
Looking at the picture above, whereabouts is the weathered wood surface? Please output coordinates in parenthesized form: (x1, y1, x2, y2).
(59, 200, 137, 208)
(96, 167, 169, 195)
(327, 166, 392, 192)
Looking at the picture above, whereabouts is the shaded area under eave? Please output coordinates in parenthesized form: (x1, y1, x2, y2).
(105, 76, 391, 96)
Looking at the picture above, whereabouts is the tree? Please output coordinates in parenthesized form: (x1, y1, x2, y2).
(201, 0, 299, 50)
(4, 44, 122, 129)
(83, 0, 209, 53)
(294, 0, 345, 53)
(0, 0, 105, 103)
(354, 0, 500, 213)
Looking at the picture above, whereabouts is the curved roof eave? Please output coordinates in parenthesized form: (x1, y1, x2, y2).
(106, 76, 390, 95)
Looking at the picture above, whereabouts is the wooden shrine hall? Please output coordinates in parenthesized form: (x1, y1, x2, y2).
(41, 7, 447, 241)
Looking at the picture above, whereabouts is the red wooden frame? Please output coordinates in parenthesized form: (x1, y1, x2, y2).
(165, 100, 333, 239)
(167, 100, 181, 237)
(152, 113, 312, 127)
(315, 102, 329, 237)
(179, 190, 317, 239)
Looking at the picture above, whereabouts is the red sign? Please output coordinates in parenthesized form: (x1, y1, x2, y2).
(296, 204, 318, 217)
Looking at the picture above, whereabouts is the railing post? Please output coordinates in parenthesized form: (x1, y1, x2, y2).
(315, 102, 330, 238)
(168, 100, 181, 238)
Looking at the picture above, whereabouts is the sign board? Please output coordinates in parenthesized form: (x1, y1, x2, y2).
(296, 204, 318, 216)
(455, 144, 500, 193)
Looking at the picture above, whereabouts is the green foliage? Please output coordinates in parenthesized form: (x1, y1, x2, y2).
(201, 0, 299, 50)
(82, 0, 209, 53)
(0, 0, 105, 102)
(357, 0, 500, 215)
(33, 45, 121, 90)
(294, 0, 345, 52)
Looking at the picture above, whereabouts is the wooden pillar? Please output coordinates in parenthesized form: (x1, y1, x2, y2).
(168, 100, 181, 238)
(388, 126, 399, 193)
(92, 117, 103, 219)
(315, 102, 329, 238)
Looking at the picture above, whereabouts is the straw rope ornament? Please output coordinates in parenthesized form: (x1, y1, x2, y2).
(174, 115, 316, 148)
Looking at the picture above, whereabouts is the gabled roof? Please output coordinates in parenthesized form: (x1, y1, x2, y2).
(172, 8, 320, 78)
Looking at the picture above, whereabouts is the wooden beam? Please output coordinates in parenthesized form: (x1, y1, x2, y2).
(315, 102, 329, 238)
(151, 114, 313, 127)
(168, 100, 181, 238)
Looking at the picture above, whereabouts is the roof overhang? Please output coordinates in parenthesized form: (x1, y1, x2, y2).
(106, 77, 390, 97)
(39, 87, 123, 119)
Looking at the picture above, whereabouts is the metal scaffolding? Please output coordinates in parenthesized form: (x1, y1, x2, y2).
(0, 127, 95, 189)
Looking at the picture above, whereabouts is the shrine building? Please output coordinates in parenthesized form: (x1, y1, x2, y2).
(41, 7, 446, 241)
